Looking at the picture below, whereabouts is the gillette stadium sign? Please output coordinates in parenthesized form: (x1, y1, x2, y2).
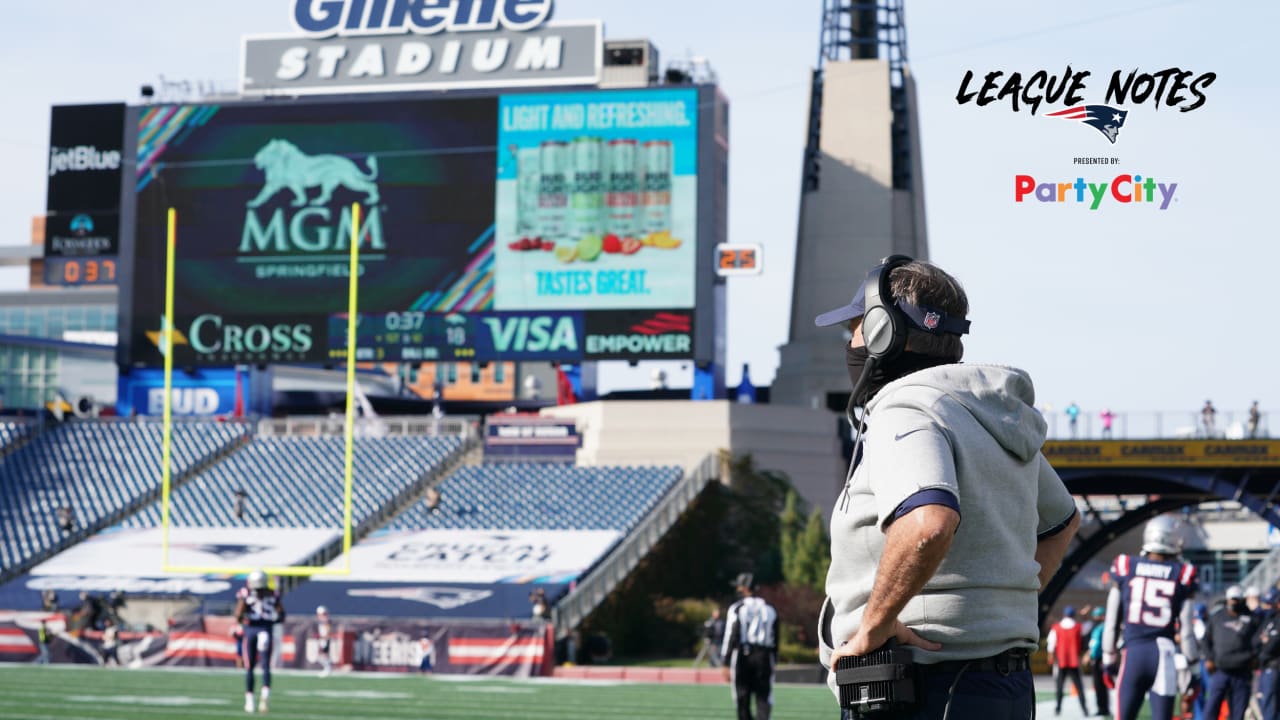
(242, 0, 601, 95)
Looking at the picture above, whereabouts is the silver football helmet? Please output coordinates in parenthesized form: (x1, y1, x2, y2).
(1141, 516, 1183, 556)
(247, 570, 269, 590)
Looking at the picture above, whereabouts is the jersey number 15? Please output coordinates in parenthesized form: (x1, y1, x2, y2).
(1127, 577, 1176, 627)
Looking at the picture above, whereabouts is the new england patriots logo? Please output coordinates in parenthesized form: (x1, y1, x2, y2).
(1045, 105, 1128, 144)
(172, 543, 271, 560)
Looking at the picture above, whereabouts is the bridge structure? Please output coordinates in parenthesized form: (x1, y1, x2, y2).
(1038, 439, 1280, 626)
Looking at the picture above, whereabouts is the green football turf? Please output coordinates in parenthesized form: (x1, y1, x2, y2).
(0, 665, 1157, 719)
(0, 665, 836, 719)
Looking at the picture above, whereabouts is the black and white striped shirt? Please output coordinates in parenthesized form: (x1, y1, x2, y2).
(723, 596, 779, 659)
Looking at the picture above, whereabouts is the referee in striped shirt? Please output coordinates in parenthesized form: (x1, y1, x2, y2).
(722, 573, 779, 720)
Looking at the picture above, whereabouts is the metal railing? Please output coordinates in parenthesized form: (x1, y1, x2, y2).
(550, 453, 720, 640)
(1240, 547, 1280, 596)
(1045, 410, 1269, 441)
(256, 415, 476, 439)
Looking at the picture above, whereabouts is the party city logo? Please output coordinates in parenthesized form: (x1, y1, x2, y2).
(1015, 174, 1177, 210)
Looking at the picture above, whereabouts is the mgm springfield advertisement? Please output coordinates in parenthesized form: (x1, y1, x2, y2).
(122, 87, 715, 368)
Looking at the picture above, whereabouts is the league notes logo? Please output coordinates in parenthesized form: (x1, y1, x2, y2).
(954, 66, 1215, 145)
(1045, 105, 1129, 144)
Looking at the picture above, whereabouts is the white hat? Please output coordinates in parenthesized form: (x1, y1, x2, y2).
(1226, 585, 1245, 600)
(1247, 586, 1261, 598)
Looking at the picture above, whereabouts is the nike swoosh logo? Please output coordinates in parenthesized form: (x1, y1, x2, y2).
(894, 429, 924, 441)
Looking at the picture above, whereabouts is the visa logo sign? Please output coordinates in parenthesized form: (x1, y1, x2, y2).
(481, 314, 580, 356)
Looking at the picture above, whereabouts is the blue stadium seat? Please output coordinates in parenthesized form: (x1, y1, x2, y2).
(384, 464, 683, 533)
(123, 434, 463, 530)
(0, 419, 249, 573)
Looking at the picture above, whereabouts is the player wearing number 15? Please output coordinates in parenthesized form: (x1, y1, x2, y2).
(1101, 518, 1199, 720)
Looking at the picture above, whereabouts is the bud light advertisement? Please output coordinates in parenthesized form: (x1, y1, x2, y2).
(493, 88, 699, 310)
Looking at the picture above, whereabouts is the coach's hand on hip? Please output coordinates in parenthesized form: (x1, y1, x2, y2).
(830, 619, 941, 665)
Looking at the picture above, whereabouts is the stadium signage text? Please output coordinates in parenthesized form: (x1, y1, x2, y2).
(482, 314, 578, 354)
(291, 0, 555, 37)
(583, 310, 694, 359)
(48, 145, 122, 176)
(188, 314, 315, 359)
(26, 575, 232, 595)
(244, 2, 598, 95)
(1042, 440, 1280, 467)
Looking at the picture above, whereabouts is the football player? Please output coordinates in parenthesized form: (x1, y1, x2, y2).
(235, 571, 285, 713)
(315, 606, 332, 678)
(1102, 517, 1198, 720)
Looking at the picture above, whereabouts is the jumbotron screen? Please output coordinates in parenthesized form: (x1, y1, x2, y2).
(120, 87, 721, 367)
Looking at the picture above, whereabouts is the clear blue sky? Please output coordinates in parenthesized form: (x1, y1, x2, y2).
(2, 0, 1275, 422)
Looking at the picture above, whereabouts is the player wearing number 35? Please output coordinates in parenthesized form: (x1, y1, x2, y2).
(1101, 518, 1199, 720)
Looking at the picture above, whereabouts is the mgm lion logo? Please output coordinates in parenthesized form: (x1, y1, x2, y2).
(246, 139, 379, 208)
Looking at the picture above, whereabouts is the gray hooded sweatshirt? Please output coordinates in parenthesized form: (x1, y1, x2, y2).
(819, 363, 1075, 693)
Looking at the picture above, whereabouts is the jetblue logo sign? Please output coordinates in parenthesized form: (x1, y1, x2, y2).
(243, 1, 599, 95)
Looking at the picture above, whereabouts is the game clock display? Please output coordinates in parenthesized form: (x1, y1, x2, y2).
(44, 256, 117, 286)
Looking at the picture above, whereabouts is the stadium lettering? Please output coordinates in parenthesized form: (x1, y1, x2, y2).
(1206, 444, 1269, 455)
(292, 0, 554, 37)
(275, 35, 562, 79)
(147, 387, 221, 415)
(48, 145, 122, 176)
(387, 541, 554, 564)
(240, 205, 385, 254)
(27, 575, 231, 595)
(189, 314, 314, 355)
(1043, 445, 1102, 456)
(1120, 444, 1186, 456)
(585, 333, 691, 355)
(482, 315, 578, 353)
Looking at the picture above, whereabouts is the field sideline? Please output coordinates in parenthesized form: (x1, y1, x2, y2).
(0, 665, 834, 720)
(0, 665, 1148, 719)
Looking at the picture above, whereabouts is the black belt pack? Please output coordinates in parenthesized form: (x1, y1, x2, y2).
(834, 640, 917, 715)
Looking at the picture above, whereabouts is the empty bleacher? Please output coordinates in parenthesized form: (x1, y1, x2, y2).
(386, 463, 683, 532)
(0, 419, 248, 573)
(0, 420, 32, 453)
(124, 435, 465, 529)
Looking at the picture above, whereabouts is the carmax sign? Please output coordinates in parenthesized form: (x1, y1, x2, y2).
(242, 0, 601, 95)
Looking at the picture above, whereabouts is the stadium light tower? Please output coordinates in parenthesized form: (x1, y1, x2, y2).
(772, 0, 927, 412)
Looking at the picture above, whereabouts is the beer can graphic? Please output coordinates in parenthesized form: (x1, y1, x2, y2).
(605, 139, 639, 238)
(641, 140, 672, 234)
(537, 140, 569, 241)
(569, 136, 604, 238)
(515, 146, 540, 236)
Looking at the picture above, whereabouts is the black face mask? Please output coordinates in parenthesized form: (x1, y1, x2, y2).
(846, 344, 953, 407)
(1231, 599, 1250, 615)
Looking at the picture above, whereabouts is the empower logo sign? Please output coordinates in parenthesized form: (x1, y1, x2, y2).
(584, 310, 693, 359)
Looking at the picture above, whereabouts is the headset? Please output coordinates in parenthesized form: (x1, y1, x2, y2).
(860, 254, 916, 361)
(844, 254, 971, 423)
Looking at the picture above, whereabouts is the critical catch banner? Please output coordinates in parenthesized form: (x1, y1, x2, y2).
(312, 528, 622, 583)
(494, 88, 700, 310)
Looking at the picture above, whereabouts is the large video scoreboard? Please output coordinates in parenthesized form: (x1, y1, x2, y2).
(116, 86, 727, 368)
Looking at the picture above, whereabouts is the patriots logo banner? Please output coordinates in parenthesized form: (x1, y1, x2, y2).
(1046, 104, 1129, 143)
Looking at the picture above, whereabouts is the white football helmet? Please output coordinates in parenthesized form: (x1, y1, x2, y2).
(247, 570, 269, 590)
(316, 605, 328, 616)
(1141, 516, 1183, 556)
